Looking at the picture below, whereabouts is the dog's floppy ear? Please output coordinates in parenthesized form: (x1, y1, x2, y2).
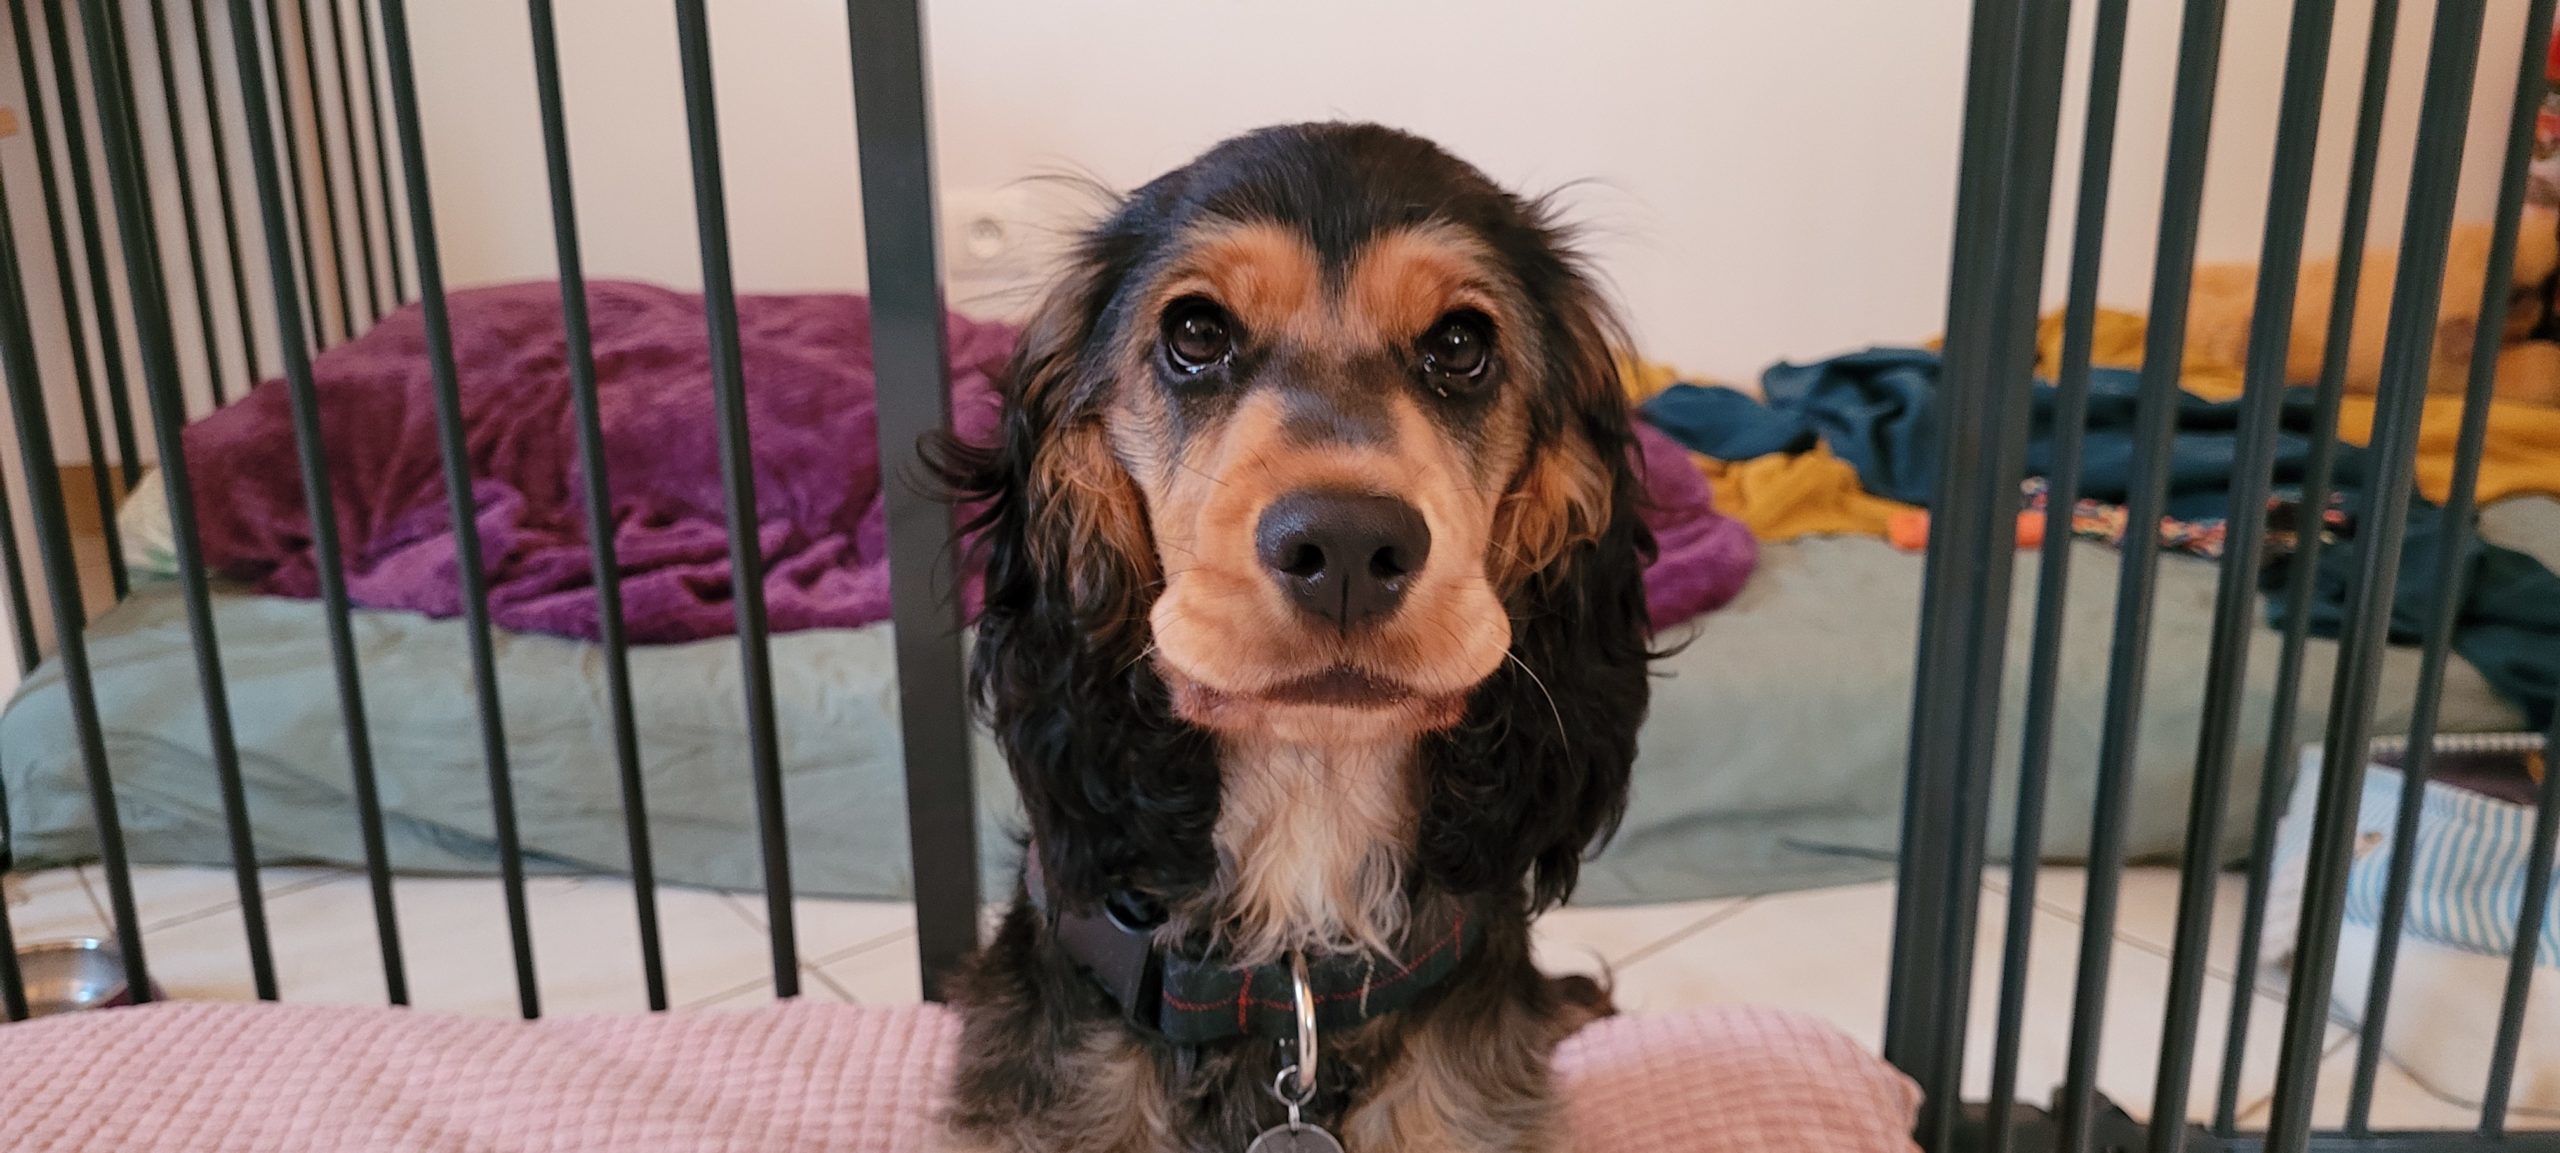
(934, 239, 1222, 911)
(1419, 268, 1652, 913)
(990, 267, 1158, 641)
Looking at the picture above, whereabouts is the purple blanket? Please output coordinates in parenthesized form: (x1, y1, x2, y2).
(187, 281, 1753, 643)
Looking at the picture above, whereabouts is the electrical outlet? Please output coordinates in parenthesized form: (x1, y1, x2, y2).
(939, 186, 1045, 293)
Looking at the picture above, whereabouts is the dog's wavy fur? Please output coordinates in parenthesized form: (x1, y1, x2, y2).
(931, 123, 1651, 1152)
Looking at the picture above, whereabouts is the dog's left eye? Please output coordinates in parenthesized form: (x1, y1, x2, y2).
(1418, 311, 1493, 390)
(1162, 298, 1235, 374)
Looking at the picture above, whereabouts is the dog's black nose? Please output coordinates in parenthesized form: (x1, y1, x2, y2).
(1254, 490, 1431, 632)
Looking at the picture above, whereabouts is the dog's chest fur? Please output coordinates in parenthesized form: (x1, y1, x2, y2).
(1196, 732, 1419, 968)
(943, 726, 1577, 1153)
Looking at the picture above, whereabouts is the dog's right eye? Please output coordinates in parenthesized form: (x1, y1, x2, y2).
(1162, 299, 1235, 374)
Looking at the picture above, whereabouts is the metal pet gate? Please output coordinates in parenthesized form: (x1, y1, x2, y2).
(0, 2, 2552, 1151)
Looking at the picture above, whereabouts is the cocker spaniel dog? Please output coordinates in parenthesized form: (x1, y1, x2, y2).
(937, 122, 1653, 1153)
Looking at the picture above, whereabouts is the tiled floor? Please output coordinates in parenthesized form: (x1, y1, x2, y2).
(6, 862, 2547, 1133)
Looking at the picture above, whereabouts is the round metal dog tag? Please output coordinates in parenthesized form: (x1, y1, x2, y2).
(1245, 1123, 1346, 1153)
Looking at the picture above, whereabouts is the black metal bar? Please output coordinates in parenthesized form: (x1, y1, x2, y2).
(0, 474, 35, 678)
(94, 0, 152, 469)
(0, 342, 29, 1031)
(55, 0, 164, 996)
(672, 0, 798, 999)
(322, 0, 380, 325)
(8, 0, 128, 606)
(78, 0, 278, 1003)
(0, 186, 32, 1012)
(262, 0, 326, 348)
(0, 767, 21, 1020)
(377, 0, 538, 1020)
(97, 3, 156, 467)
(0, 108, 146, 1009)
(847, 0, 982, 1003)
(2216, 0, 2400, 1129)
(1926, 5, 2075, 1148)
(525, 0, 666, 1014)
(2151, 3, 2337, 1147)
(2350, 0, 2553, 1129)
(2263, 3, 2486, 1147)
(39, 0, 145, 498)
(224, 0, 406, 1004)
(1887, 0, 2019, 1080)
(1885, 3, 2068, 1145)
(2482, 722, 2560, 1129)
(0, 447, 24, 1016)
(0, 861, 22, 1020)
(144, 0, 229, 410)
(97, 0, 132, 106)
(291, 0, 351, 340)
(191, 0, 264, 392)
(1985, 4, 2127, 1149)
(2059, 3, 2227, 1148)
(1885, 0, 2020, 1096)
(354, 0, 400, 306)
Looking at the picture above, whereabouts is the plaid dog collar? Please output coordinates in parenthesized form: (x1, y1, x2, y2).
(1025, 847, 1478, 1046)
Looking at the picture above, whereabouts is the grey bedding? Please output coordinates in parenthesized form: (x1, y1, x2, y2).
(8, 498, 2554, 904)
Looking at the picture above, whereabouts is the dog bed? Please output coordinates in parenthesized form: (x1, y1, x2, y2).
(0, 1000, 1919, 1151)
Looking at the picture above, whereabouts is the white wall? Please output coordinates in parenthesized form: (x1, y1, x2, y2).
(6, 0, 2544, 446)
(398, 0, 2535, 383)
(2060, 0, 2531, 317)
(403, 0, 1979, 373)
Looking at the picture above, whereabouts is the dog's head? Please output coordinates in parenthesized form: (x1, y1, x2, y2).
(947, 122, 1652, 912)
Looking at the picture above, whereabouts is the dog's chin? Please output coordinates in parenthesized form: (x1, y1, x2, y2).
(1164, 664, 1473, 741)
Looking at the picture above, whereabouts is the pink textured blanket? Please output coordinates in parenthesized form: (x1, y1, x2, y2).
(0, 1001, 1917, 1151)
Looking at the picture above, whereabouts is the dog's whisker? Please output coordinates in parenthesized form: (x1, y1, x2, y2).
(1483, 532, 1532, 571)
(1504, 648, 1570, 761)
(1115, 642, 1162, 678)
(1176, 456, 1229, 489)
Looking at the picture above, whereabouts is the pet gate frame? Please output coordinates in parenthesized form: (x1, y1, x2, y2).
(0, 2, 2551, 1151)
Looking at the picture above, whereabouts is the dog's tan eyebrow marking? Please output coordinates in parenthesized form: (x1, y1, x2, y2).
(1159, 221, 1325, 345)
(1343, 225, 1509, 349)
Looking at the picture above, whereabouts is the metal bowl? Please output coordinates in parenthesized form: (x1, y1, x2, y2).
(16, 938, 161, 1017)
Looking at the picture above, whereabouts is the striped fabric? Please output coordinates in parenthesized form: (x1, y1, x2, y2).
(2274, 747, 2559, 968)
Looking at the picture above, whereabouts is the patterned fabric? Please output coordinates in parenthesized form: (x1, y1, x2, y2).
(1155, 910, 1476, 1044)
(0, 1000, 1922, 1151)
(2017, 476, 2350, 562)
(2022, 476, 2231, 559)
